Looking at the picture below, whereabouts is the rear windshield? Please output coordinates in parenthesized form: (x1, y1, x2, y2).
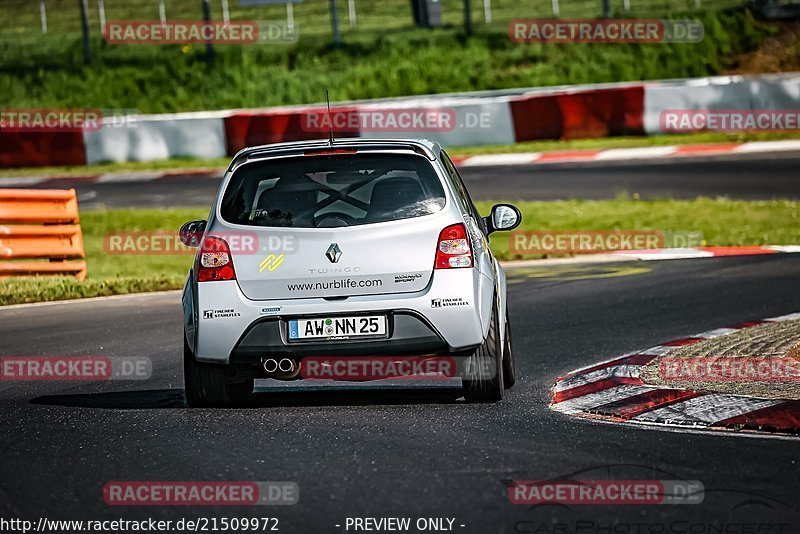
(219, 153, 447, 228)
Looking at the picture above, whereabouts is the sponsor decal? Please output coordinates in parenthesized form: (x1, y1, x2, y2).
(259, 253, 285, 273)
(431, 297, 469, 308)
(394, 273, 424, 284)
(103, 481, 298, 506)
(203, 309, 241, 320)
(308, 267, 362, 274)
(286, 277, 382, 292)
(261, 307, 282, 315)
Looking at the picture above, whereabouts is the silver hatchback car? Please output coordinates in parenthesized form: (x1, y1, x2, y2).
(180, 138, 521, 406)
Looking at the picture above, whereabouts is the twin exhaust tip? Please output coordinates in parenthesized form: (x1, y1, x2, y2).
(262, 357, 298, 378)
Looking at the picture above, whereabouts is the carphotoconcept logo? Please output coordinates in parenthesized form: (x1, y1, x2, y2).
(509, 19, 703, 43)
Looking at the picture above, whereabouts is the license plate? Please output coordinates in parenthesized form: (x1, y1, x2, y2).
(288, 315, 387, 341)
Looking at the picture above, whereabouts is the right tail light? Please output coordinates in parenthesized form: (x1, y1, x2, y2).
(434, 223, 473, 269)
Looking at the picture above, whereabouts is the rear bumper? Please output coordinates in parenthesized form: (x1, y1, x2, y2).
(192, 269, 484, 363)
(229, 310, 462, 364)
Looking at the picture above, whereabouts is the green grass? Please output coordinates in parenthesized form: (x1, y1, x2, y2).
(0, 276, 183, 306)
(0, 8, 775, 113)
(478, 198, 800, 260)
(3, 131, 798, 178)
(2, 0, 743, 45)
(79, 208, 207, 278)
(1, 198, 798, 305)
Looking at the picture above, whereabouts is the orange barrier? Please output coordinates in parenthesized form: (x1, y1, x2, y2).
(0, 189, 87, 280)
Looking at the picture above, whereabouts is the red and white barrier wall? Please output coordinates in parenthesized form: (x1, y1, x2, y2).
(643, 74, 800, 134)
(2, 73, 798, 168)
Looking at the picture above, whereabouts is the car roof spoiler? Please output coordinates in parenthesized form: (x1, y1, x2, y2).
(227, 138, 440, 172)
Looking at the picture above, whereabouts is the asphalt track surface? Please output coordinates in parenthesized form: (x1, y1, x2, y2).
(5, 151, 800, 209)
(1, 254, 799, 532)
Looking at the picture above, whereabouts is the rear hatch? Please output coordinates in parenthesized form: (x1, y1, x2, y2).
(216, 150, 452, 300)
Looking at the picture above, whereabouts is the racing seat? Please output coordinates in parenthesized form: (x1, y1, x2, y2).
(254, 176, 318, 227)
(365, 176, 427, 223)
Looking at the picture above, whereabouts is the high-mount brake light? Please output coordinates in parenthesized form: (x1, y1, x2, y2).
(197, 236, 237, 282)
(434, 223, 473, 269)
(303, 148, 358, 156)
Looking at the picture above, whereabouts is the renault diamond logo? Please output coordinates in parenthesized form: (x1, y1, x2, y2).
(326, 243, 342, 263)
(259, 253, 285, 273)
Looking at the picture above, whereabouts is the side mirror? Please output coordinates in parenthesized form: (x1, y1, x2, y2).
(485, 204, 522, 234)
(179, 220, 207, 247)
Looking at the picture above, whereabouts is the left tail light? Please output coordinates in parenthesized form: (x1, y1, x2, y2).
(197, 236, 236, 282)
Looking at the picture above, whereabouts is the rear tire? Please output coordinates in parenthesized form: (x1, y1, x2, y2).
(184, 336, 253, 407)
(502, 313, 516, 389)
(462, 299, 504, 403)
